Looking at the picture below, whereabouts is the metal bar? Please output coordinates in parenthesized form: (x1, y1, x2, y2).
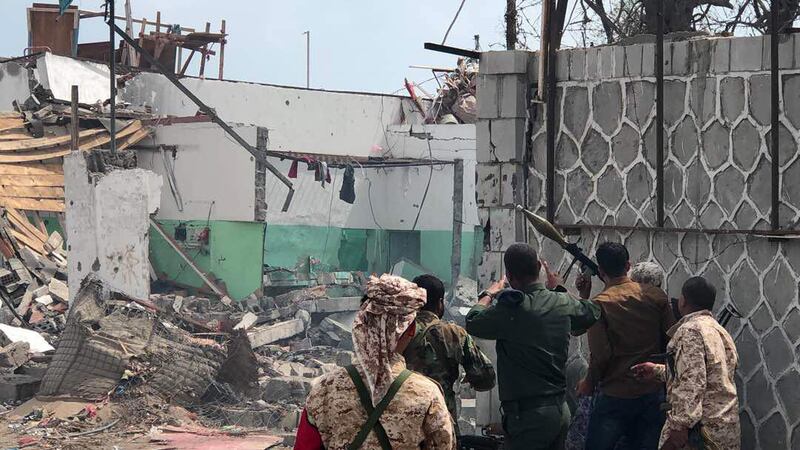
(449, 159, 464, 305)
(112, 23, 295, 201)
(545, 0, 557, 222)
(108, 0, 116, 153)
(199, 22, 210, 77)
(304, 31, 310, 88)
(423, 42, 481, 59)
(218, 19, 226, 80)
(149, 218, 229, 299)
(770, 1, 780, 230)
(555, 222, 800, 237)
(70, 85, 79, 151)
(655, 0, 665, 227)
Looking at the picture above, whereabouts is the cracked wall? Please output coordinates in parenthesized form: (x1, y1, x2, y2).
(476, 35, 800, 449)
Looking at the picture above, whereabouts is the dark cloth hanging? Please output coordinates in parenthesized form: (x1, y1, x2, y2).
(339, 165, 356, 204)
(288, 160, 299, 178)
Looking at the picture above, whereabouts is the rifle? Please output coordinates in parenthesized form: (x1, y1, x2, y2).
(515, 205, 599, 277)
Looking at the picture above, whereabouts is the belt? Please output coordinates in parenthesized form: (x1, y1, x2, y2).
(501, 394, 564, 413)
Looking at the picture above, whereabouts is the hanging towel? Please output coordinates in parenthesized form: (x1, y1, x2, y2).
(340, 165, 356, 204)
(325, 164, 332, 184)
(288, 160, 299, 178)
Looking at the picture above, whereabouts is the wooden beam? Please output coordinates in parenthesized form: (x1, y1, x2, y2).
(0, 129, 105, 152)
(0, 186, 64, 199)
(218, 19, 226, 80)
(0, 198, 63, 213)
(198, 22, 211, 78)
(6, 207, 49, 243)
(0, 175, 63, 187)
(0, 164, 62, 176)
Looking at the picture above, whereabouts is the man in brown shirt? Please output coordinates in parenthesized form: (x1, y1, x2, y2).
(575, 242, 675, 450)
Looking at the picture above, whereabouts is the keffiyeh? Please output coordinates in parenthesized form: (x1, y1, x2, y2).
(352, 274, 426, 405)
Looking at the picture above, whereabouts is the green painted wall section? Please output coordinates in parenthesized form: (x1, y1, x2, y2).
(150, 220, 265, 300)
(264, 224, 480, 284)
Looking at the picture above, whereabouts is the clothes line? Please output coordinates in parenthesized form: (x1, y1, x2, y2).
(264, 150, 457, 169)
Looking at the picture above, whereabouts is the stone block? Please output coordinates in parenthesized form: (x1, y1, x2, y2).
(500, 163, 525, 206)
(758, 413, 788, 449)
(730, 35, 764, 72)
(761, 34, 795, 70)
(261, 376, 313, 404)
(563, 86, 590, 138)
(476, 120, 491, 163)
(712, 38, 731, 73)
(556, 50, 570, 81)
(731, 262, 761, 315)
(690, 77, 717, 126)
(732, 119, 760, 171)
(720, 76, 745, 123)
(763, 327, 794, 376)
(783, 74, 800, 130)
(581, 129, 610, 175)
(714, 166, 745, 215)
(667, 41, 689, 75)
(248, 318, 305, 349)
(748, 74, 771, 125)
(671, 116, 699, 165)
(0, 341, 29, 370)
(481, 51, 530, 75)
(569, 48, 586, 80)
(298, 297, 361, 313)
(690, 39, 713, 75)
(586, 47, 600, 80)
(785, 308, 800, 344)
(477, 75, 500, 119)
(566, 168, 593, 215)
(686, 159, 711, 210)
(700, 121, 730, 170)
(476, 163, 501, 207)
(500, 74, 528, 119)
(0, 374, 40, 403)
(557, 133, 580, 169)
(624, 44, 643, 77)
(663, 80, 687, 128)
(641, 43, 655, 77)
(764, 259, 796, 320)
(488, 207, 520, 251)
(613, 46, 625, 78)
(625, 162, 653, 209)
(600, 46, 614, 79)
(597, 166, 624, 209)
(625, 80, 655, 127)
(784, 157, 800, 208)
(487, 118, 526, 162)
(592, 82, 623, 136)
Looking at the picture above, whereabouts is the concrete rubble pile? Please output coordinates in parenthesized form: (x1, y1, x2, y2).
(429, 58, 478, 124)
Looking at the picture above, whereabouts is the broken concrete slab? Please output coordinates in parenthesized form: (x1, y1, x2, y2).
(47, 278, 68, 302)
(0, 341, 30, 370)
(0, 373, 41, 403)
(0, 324, 54, 353)
(233, 312, 258, 331)
(247, 318, 305, 349)
(298, 296, 361, 314)
(260, 376, 313, 404)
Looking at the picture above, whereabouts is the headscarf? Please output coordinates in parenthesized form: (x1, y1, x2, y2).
(352, 274, 426, 405)
(630, 261, 664, 288)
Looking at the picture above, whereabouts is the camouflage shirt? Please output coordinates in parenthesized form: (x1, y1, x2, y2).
(403, 310, 496, 421)
(658, 310, 741, 450)
(306, 356, 456, 450)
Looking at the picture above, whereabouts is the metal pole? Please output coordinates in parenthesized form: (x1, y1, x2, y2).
(449, 159, 464, 305)
(655, 0, 664, 227)
(71, 85, 79, 151)
(545, 0, 557, 222)
(108, 0, 116, 153)
(304, 31, 310, 88)
(770, 0, 780, 230)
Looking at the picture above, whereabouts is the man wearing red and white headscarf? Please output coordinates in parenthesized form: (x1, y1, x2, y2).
(295, 274, 455, 450)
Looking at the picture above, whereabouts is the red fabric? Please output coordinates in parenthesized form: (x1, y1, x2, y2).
(288, 161, 299, 178)
(294, 409, 324, 450)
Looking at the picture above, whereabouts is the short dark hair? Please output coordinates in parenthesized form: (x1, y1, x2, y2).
(504, 243, 540, 281)
(596, 242, 629, 278)
(682, 276, 716, 311)
(413, 274, 445, 312)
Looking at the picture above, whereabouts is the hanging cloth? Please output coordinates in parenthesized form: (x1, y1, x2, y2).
(340, 165, 356, 204)
(288, 160, 299, 179)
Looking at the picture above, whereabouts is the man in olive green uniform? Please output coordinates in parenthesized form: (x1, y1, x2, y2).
(466, 243, 601, 450)
(404, 274, 496, 429)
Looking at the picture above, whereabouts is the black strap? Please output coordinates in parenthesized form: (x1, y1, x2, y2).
(345, 365, 412, 450)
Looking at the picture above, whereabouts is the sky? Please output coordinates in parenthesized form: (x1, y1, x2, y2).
(1, 0, 509, 94)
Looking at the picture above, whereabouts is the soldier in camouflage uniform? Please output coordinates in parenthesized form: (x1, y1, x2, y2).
(403, 274, 496, 429)
(632, 276, 740, 450)
(297, 274, 455, 450)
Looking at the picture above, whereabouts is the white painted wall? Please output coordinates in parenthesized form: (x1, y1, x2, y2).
(36, 53, 113, 104)
(0, 61, 30, 110)
(122, 73, 424, 157)
(136, 122, 258, 222)
(64, 153, 162, 301)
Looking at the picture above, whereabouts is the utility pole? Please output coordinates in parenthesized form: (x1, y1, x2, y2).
(505, 0, 517, 49)
(107, 0, 116, 153)
(303, 30, 310, 88)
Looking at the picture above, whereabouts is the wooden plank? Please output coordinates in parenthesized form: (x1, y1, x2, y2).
(0, 133, 33, 141)
(0, 163, 63, 176)
(0, 129, 105, 152)
(33, 212, 48, 236)
(0, 186, 64, 199)
(0, 148, 71, 163)
(6, 207, 48, 243)
(0, 198, 64, 213)
(0, 122, 25, 133)
(8, 228, 45, 255)
(0, 175, 64, 187)
(0, 113, 22, 119)
(116, 128, 151, 150)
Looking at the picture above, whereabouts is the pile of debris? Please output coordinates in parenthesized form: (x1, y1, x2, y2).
(426, 58, 478, 124)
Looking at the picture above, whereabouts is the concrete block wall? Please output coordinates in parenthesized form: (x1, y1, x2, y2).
(476, 36, 800, 449)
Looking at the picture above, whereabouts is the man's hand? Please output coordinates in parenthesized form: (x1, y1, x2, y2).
(575, 272, 592, 299)
(478, 277, 507, 306)
(541, 260, 563, 290)
(631, 362, 660, 381)
(575, 378, 593, 397)
(661, 427, 689, 450)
